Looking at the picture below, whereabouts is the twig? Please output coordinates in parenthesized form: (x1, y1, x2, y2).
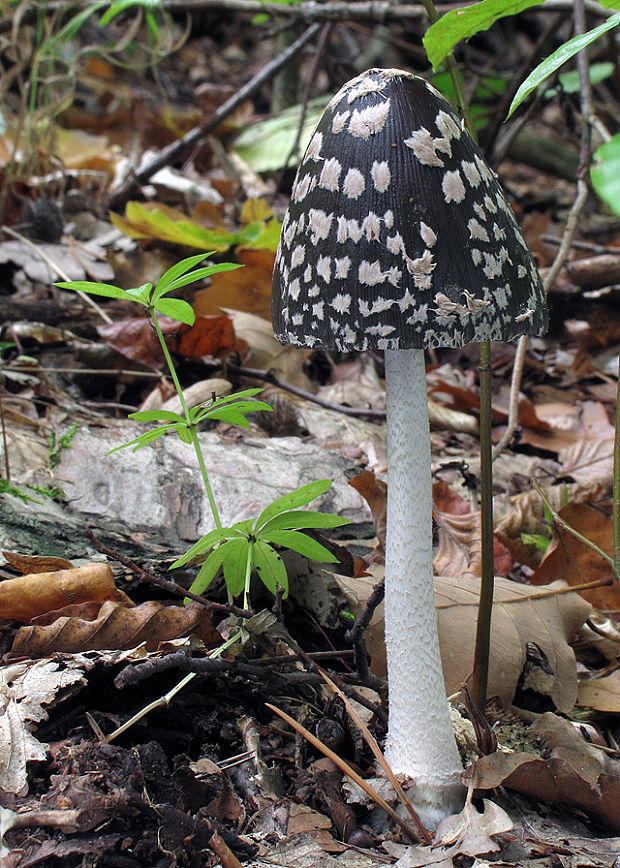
(84, 528, 253, 618)
(346, 578, 385, 687)
(225, 362, 387, 419)
(109, 23, 322, 209)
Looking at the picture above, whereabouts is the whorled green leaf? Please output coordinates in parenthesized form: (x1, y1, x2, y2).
(171, 527, 237, 569)
(161, 263, 242, 296)
(259, 529, 339, 563)
(221, 537, 251, 598)
(591, 134, 620, 218)
(54, 281, 133, 300)
(424, 0, 544, 70)
(106, 425, 175, 454)
(153, 297, 195, 325)
(259, 510, 350, 534)
(254, 480, 333, 531)
(508, 11, 620, 117)
(125, 284, 153, 301)
(200, 400, 272, 427)
(252, 540, 289, 598)
(186, 544, 228, 598)
(153, 253, 215, 300)
(129, 409, 186, 424)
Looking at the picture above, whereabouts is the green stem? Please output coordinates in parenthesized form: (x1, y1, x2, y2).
(471, 340, 494, 709)
(614, 356, 620, 583)
(243, 542, 254, 612)
(150, 311, 222, 530)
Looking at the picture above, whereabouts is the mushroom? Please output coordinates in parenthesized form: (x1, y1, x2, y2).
(271, 68, 547, 825)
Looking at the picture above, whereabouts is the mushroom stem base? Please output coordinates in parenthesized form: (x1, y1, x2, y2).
(384, 348, 464, 827)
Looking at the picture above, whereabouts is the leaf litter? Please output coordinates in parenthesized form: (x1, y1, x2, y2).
(1, 11, 620, 868)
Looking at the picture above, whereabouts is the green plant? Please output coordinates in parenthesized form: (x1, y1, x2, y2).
(48, 422, 80, 470)
(56, 253, 349, 607)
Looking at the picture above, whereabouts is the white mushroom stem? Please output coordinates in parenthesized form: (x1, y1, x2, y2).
(384, 348, 464, 828)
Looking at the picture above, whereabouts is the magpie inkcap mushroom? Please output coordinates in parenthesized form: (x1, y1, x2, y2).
(272, 67, 548, 827)
(272, 67, 547, 350)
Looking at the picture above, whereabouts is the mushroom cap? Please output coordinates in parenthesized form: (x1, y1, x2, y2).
(272, 68, 548, 352)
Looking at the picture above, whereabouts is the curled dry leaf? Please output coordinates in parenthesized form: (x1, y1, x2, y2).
(466, 713, 620, 832)
(0, 564, 130, 622)
(194, 248, 274, 321)
(11, 600, 221, 656)
(335, 568, 590, 710)
(2, 551, 74, 574)
(494, 480, 603, 568)
(98, 314, 245, 368)
(531, 502, 620, 611)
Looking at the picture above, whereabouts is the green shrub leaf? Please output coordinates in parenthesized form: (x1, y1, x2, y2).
(424, 0, 544, 70)
(508, 11, 620, 117)
(592, 134, 620, 218)
(259, 510, 349, 533)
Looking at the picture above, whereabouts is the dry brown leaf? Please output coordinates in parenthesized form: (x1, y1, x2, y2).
(335, 568, 590, 710)
(11, 600, 221, 655)
(348, 471, 386, 556)
(531, 503, 620, 611)
(578, 671, 620, 712)
(0, 564, 130, 622)
(466, 721, 620, 833)
(2, 551, 74, 574)
(97, 314, 245, 368)
(557, 401, 614, 486)
(194, 249, 273, 320)
(222, 309, 313, 390)
(495, 480, 603, 568)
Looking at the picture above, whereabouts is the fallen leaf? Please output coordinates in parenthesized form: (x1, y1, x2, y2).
(2, 551, 74, 574)
(0, 658, 88, 795)
(97, 314, 245, 367)
(11, 600, 221, 655)
(466, 723, 620, 832)
(0, 564, 130, 622)
(335, 568, 590, 710)
(495, 480, 603, 568)
(531, 502, 620, 611)
(578, 670, 620, 712)
(195, 248, 274, 320)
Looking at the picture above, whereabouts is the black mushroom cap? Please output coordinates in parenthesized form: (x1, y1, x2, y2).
(272, 68, 548, 352)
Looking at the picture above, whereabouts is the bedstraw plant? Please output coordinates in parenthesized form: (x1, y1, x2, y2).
(56, 253, 349, 607)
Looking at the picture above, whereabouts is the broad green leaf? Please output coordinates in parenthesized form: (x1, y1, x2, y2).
(232, 98, 328, 173)
(186, 545, 228, 597)
(508, 11, 620, 117)
(260, 510, 350, 534)
(154, 298, 195, 325)
(260, 529, 339, 563)
(599, 0, 620, 7)
(221, 537, 251, 597)
(252, 540, 289, 598)
(107, 425, 174, 454)
(129, 409, 186, 424)
(555, 62, 614, 94)
(110, 202, 241, 250)
(254, 480, 333, 531)
(55, 281, 131, 300)
(171, 527, 236, 568)
(592, 134, 620, 218)
(424, 0, 544, 70)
